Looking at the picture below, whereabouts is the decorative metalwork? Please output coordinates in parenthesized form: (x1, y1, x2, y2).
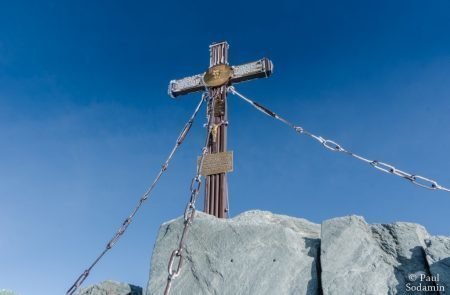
(213, 98, 225, 116)
(168, 59, 273, 98)
(168, 74, 204, 98)
(231, 58, 273, 83)
(203, 64, 233, 87)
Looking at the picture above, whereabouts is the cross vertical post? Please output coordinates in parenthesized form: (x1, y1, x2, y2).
(168, 41, 273, 218)
(204, 41, 229, 218)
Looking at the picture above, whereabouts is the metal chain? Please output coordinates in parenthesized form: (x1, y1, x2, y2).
(163, 95, 213, 295)
(66, 94, 207, 295)
(228, 86, 450, 193)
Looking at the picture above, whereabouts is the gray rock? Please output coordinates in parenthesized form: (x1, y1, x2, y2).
(425, 236, 450, 294)
(142, 211, 450, 294)
(146, 210, 321, 295)
(79, 280, 142, 295)
(320, 215, 437, 295)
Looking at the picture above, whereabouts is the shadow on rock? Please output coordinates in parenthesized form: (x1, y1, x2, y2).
(429, 256, 450, 295)
(305, 237, 323, 295)
(394, 246, 438, 295)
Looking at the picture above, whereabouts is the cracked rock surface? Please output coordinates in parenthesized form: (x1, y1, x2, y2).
(80, 280, 142, 295)
(146, 210, 321, 295)
(321, 216, 437, 295)
(425, 236, 450, 294)
(83, 211, 449, 295)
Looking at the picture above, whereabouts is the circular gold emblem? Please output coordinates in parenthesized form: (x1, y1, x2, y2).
(203, 64, 233, 87)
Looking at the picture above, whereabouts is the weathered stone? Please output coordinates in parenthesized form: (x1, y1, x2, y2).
(146, 210, 321, 295)
(79, 280, 142, 295)
(425, 236, 450, 294)
(81, 211, 448, 295)
(320, 215, 438, 295)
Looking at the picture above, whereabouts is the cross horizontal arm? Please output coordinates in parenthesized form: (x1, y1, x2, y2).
(168, 58, 273, 98)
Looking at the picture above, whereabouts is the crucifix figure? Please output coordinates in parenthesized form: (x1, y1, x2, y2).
(168, 41, 273, 218)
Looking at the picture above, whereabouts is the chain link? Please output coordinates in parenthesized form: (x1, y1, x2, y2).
(66, 94, 207, 295)
(163, 95, 213, 295)
(228, 86, 450, 193)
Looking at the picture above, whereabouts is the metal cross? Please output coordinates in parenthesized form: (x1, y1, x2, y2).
(168, 41, 273, 218)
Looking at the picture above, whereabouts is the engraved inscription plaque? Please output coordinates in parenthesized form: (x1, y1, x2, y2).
(198, 151, 233, 176)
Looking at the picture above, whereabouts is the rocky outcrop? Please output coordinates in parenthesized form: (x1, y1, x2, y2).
(147, 211, 321, 295)
(73, 211, 449, 295)
(321, 216, 437, 295)
(79, 280, 142, 295)
(146, 211, 449, 295)
(425, 236, 450, 293)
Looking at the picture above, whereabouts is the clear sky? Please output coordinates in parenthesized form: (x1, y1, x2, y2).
(1, 1, 450, 294)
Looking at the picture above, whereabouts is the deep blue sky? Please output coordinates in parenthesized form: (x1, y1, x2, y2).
(1, 1, 450, 294)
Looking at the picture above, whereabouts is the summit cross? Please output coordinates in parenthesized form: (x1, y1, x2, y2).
(168, 41, 273, 218)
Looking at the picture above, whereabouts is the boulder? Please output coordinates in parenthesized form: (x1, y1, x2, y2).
(81, 211, 449, 295)
(425, 236, 450, 294)
(79, 280, 142, 295)
(146, 210, 321, 295)
(320, 216, 437, 295)
(147, 211, 449, 295)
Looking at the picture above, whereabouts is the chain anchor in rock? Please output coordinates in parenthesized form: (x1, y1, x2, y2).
(163, 97, 213, 295)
